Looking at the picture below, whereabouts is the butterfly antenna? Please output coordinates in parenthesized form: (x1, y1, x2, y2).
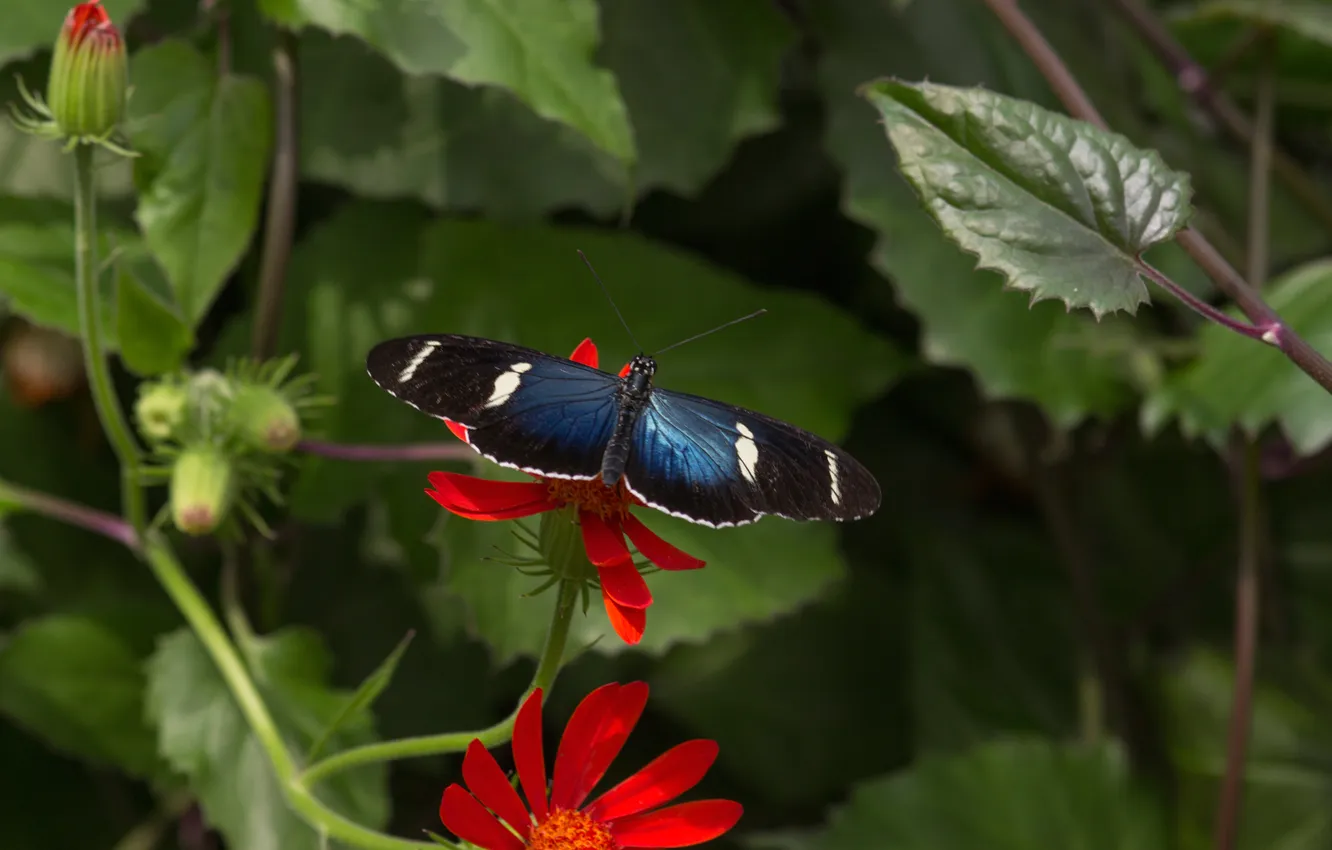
(653, 309, 768, 356)
(577, 250, 643, 353)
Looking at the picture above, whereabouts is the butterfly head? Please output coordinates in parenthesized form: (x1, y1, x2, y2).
(628, 354, 657, 378)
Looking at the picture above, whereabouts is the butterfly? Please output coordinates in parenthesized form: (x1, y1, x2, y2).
(365, 334, 881, 528)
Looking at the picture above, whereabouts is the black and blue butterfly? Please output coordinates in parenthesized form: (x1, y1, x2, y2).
(365, 332, 881, 529)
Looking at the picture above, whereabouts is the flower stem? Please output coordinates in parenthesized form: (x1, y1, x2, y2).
(299, 577, 580, 787)
(143, 533, 434, 850)
(250, 28, 299, 359)
(0, 477, 138, 550)
(73, 142, 146, 537)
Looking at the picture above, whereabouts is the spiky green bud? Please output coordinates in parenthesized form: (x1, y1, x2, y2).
(170, 446, 236, 536)
(230, 384, 302, 453)
(134, 381, 188, 443)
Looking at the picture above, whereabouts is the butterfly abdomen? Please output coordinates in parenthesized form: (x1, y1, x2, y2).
(600, 356, 656, 486)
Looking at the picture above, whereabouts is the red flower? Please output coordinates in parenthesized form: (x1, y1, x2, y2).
(440, 683, 741, 850)
(425, 339, 704, 645)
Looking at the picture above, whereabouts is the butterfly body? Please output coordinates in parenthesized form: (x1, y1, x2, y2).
(366, 334, 880, 528)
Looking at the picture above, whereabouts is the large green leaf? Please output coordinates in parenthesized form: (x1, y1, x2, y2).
(0, 0, 146, 64)
(300, 0, 792, 217)
(280, 202, 902, 659)
(145, 627, 389, 850)
(0, 615, 163, 779)
(814, 0, 1136, 424)
(1143, 258, 1332, 454)
(299, 33, 626, 218)
(0, 197, 144, 346)
(806, 739, 1165, 850)
(1161, 651, 1332, 850)
(266, 0, 632, 164)
(115, 265, 194, 376)
(862, 79, 1192, 318)
(127, 40, 272, 325)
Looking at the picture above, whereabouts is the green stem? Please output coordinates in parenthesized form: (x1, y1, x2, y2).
(144, 534, 434, 850)
(299, 577, 580, 787)
(73, 142, 145, 537)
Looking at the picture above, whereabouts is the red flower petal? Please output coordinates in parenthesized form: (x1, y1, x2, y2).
(618, 362, 632, 378)
(609, 800, 743, 848)
(439, 785, 525, 850)
(551, 682, 648, 812)
(586, 740, 719, 822)
(462, 740, 532, 839)
(579, 511, 631, 566)
(444, 419, 470, 443)
(513, 688, 550, 822)
(605, 594, 646, 644)
(623, 515, 705, 571)
(550, 684, 620, 810)
(426, 472, 554, 520)
(570, 338, 599, 368)
(597, 558, 652, 610)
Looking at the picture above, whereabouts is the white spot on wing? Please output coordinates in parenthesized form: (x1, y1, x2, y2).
(397, 340, 440, 383)
(484, 362, 532, 408)
(735, 422, 759, 484)
(826, 449, 842, 506)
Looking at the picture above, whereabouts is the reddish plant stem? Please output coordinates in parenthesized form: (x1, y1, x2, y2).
(251, 30, 300, 359)
(297, 440, 475, 463)
(978, 0, 1332, 396)
(1101, 0, 1332, 235)
(1213, 41, 1276, 850)
(2, 480, 138, 551)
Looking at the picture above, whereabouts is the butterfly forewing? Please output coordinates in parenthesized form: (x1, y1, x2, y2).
(365, 335, 620, 479)
(623, 389, 881, 527)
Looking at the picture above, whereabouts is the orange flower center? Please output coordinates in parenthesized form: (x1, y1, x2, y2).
(546, 478, 634, 522)
(529, 808, 619, 850)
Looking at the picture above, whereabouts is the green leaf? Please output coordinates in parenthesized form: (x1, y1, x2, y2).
(0, 615, 163, 778)
(810, 739, 1166, 850)
(145, 627, 389, 850)
(271, 0, 633, 164)
(115, 265, 194, 376)
(127, 40, 273, 325)
(814, 0, 1135, 424)
(861, 79, 1193, 318)
(1184, 0, 1332, 47)
(1143, 258, 1332, 454)
(306, 630, 414, 762)
(0, 0, 147, 64)
(299, 32, 627, 219)
(598, 0, 794, 194)
(446, 506, 854, 662)
(1160, 650, 1332, 850)
(300, 0, 792, 217)
(280, 202, 902, 658)
(0, 197, 141, 345)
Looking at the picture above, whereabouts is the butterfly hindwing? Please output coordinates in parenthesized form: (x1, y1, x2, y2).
(365, 335, 620, 479)
(623, 389, 882, 527)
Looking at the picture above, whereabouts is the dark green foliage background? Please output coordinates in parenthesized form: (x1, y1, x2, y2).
(2, 0, 1332, 848)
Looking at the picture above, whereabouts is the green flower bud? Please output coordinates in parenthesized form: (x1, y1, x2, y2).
(170, 446, 236, 536)
(230, 384, 302, 453)
(134, 381, 188, 442)
(47, 0, 127, 139)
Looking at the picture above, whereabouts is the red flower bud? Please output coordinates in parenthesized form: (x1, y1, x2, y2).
(48, 0, 127, 139)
